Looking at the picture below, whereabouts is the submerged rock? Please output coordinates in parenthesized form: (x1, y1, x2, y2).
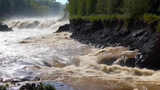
(56, 24, 70, 33)
(0, 23, 12, 32)
(75, 46, 139, 67)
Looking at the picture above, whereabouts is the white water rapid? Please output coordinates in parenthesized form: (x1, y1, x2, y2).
(1, 17, 160, 90)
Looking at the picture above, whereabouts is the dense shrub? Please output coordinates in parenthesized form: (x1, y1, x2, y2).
(70, 14, 130, 23)
(143, 14, 160, 24)
(0, 0, 61, 16)
(86, 0, 97, 15)
(0, 85, 7, 90)
(68, 0, 78, 16)
(106, 0, 123, 14)
(77, 0, 86, 16)
(96, 0, 107, 14)
(68, 0, 160, 30)
(156, 22, 160, 32)
(68, 0, 153, 16)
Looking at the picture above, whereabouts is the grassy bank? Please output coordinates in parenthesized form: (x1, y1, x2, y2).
(67, 0, 160, 32)
(70, 14, 160, 32)
(70, 14, 160, 23)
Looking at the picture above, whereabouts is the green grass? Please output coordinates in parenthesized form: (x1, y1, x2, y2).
(70, 14, 160, 32)
(156, 22, 160, 32)
(143, 14, 160, 24)
(70, 13, 160, 24)
(70, 14, 131, 22)
(70, 14, 133, 28)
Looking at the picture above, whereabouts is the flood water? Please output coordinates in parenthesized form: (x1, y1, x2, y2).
(1, 17, 160, 90)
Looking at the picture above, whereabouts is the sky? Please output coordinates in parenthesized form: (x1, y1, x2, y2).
(56, 0, 68, 4)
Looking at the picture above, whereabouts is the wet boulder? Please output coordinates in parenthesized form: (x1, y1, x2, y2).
(19, 81, 74, 90)
(56, 24, 70, 32)
(0, 23, 12, 32)
(75, 47, 139, 67)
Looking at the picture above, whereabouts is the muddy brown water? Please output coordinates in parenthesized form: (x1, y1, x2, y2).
(1, 17, 160, 90)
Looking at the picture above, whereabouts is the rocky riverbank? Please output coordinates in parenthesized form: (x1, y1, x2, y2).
(0, 81, 73, 90)
(2, 17, 160, 90)
(57, 19, 160, 69)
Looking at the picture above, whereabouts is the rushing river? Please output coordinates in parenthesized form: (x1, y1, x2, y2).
(0, 17, 69, 81)
(1, 17, 160, 90)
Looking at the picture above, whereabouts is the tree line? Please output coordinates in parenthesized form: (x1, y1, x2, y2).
(68, 0, 160, 17)
(0, 0, 62, 16)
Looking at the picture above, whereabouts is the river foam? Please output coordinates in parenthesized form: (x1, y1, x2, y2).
(1, 17, 160, 90)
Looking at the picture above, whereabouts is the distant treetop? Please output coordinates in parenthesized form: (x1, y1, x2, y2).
(68, 0, 160, 17)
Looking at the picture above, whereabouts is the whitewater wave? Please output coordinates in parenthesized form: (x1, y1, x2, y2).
(4, 16, 69, 30)
(1, 16, 160, 90)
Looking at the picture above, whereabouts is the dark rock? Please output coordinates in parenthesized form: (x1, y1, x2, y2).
(56, 24, 70, 32)
(0, 85, 7, 90)
(0, 23, 12, 32)
(57, 19, 160, 70)
(19, 81, 74, 90)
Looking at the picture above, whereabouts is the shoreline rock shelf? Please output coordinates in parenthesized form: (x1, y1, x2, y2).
(57, 19, 160, 70)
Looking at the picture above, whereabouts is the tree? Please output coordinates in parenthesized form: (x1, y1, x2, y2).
(86, 0, 97, 15)
(96, 0, 108, 14)
(123, 0, 151, 16)
(107, 0, 122, 14)
(68, 0, 78, 16)
(0, 0, 61, 16)
(77, 0, 86, 16)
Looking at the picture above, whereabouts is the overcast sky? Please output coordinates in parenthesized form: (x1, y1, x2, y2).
(56, 0, 68, 4)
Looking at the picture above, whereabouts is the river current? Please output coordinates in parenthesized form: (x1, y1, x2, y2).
(1, 17, 160, 90)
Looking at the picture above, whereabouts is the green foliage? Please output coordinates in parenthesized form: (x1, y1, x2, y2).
(68, 0, 152, 16)
(68, 0, 78, 16)
(0, 0, 59, 16)
(67, 0, 160, 22)
(67, 0, 160, 32)
(70, 14, 130, 22)
(123, 0, 151, 17)
(0, 85, 7, 90)
(143, 14, 160, 24)
(106, 0, 122, 14)
(77, 0, 86, 16)
(156, 22, 160, 32)
(96, 0, 107, 14)
(86, 0, 97, 15)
